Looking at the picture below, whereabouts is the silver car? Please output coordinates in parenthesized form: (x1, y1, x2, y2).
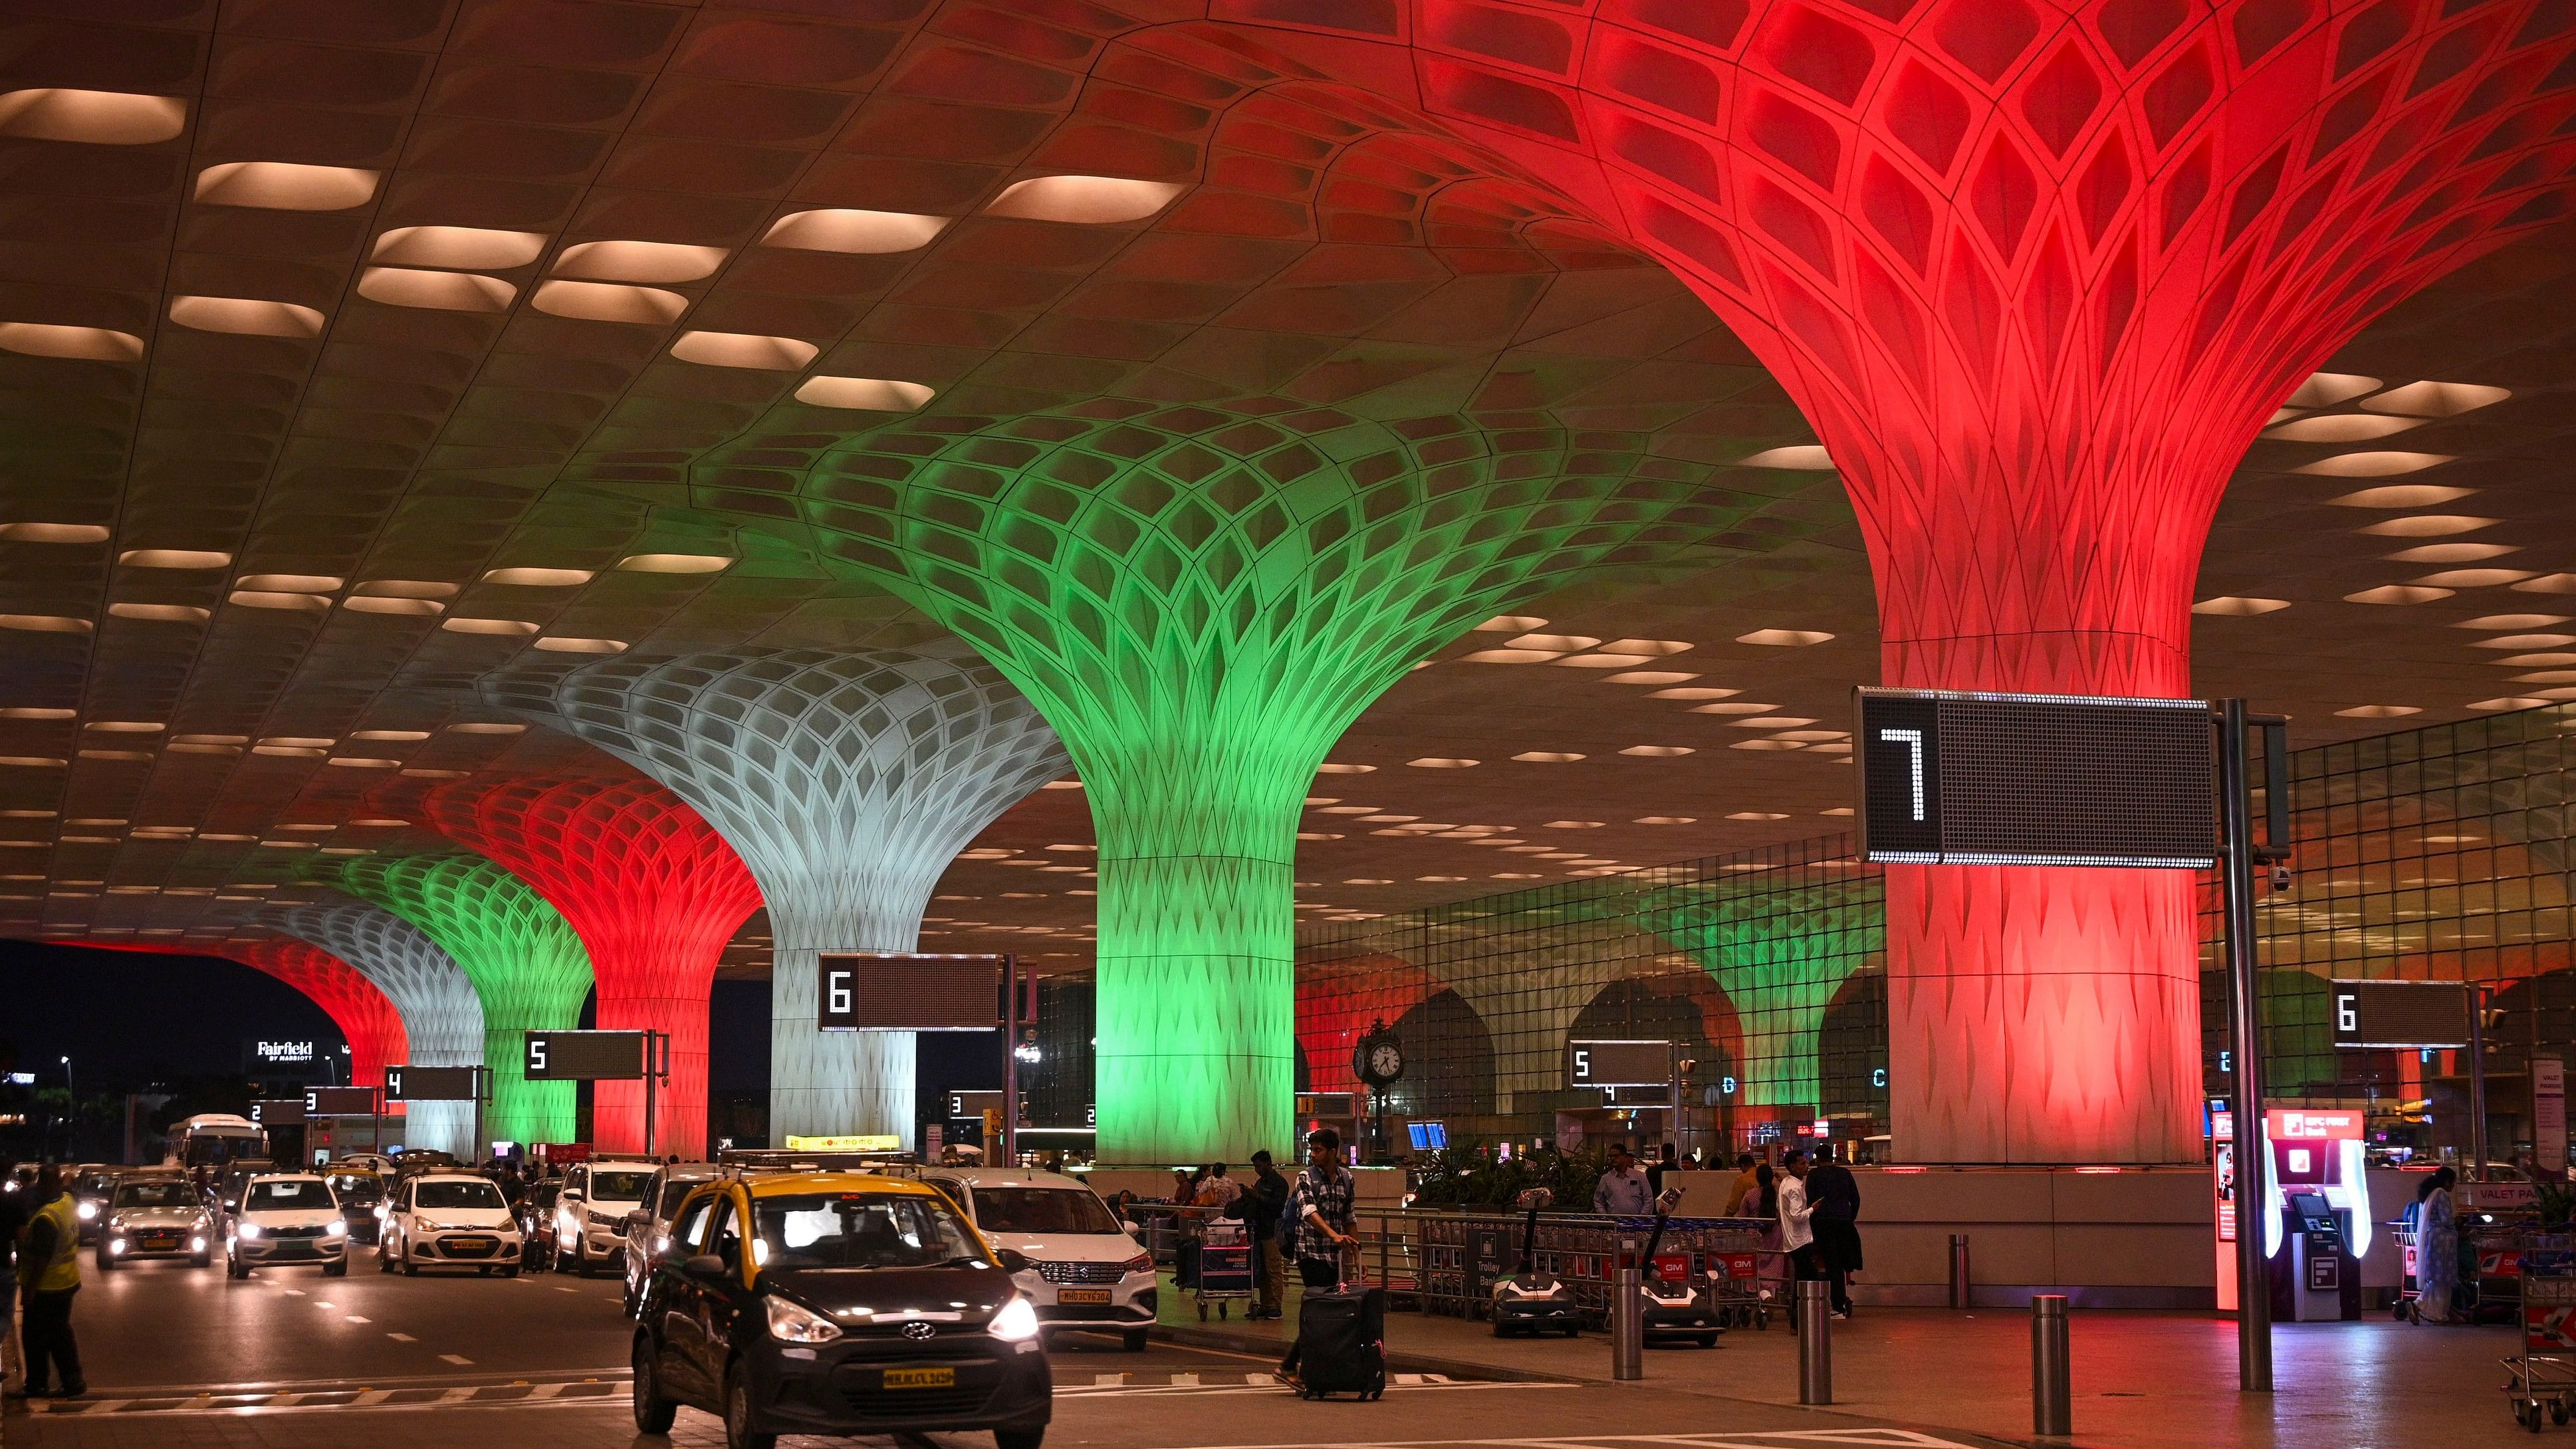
(97, 1174, 213, 1270)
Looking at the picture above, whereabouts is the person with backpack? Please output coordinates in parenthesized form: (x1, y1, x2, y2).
(1277, 1129, 1357, 1389)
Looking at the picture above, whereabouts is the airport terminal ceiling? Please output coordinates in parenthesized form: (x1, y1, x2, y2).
(3, 0, 2576, 986)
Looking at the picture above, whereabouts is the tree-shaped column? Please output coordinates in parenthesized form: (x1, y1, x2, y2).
(804, 405, 1762, 1160)
(489, 647, 1066, 1144)
(271, 899, 487, 1157)
(417, 777, 760, 1157)
(231, 937, 409, 1091)
(316, 857, 594, 1147)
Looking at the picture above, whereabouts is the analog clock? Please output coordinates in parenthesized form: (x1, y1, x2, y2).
(1352, 1020, 1404, 1087)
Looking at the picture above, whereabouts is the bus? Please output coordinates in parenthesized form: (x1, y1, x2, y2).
(164, 1113, 269, 1170)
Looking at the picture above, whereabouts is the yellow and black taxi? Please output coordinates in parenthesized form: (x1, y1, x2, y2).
(631, 1170, 1050, 1449)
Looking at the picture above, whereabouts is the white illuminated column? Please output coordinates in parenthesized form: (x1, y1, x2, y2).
(491, 645, 1068, 1143)
(271, 898, 485, 1157)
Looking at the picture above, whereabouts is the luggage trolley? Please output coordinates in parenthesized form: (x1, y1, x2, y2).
(2509, 1269, 2576, 1431)
(1195, 1218, 1254, 1320)
(1702, 1220, 1773, 1331)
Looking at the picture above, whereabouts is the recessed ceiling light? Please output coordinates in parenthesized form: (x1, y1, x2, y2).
(2286, 372, 2381, 407)
(1603, 671, 1699, 685)
(1461, 648, 1564, 664)
(1316, 763, 1375, 774)
(533, 636, 628, 654)
(1619, 745, 1695, 756)
(2514, 575, 2576, 594)
(668, 330, 816, 370)
(1732, 739, 1806, 750)
(354, 580, 458, 600)
(1731, 715, 1817, 728)
(552, 239, 727, 283)
(1475, 615, 1546, 632)
(2345, 584, 2456, 605)
(168, 295, 324, 338)
(325, 758, 400, 770)
(108, 602, 208, 622)
(341, 596, 443, 616)
(2192, 597, 2291, 615)
(348, 730, 427, 742)
(82, 721, 160, 733)
(1407, 757, 1477, 768)
(2361, 381, 2510, 417)
(1042, 779, 1084, 790)
(0, 323, 142, 362)
(1822, 806, 1855, 816)
(0, 708, 72, 719)
(1511, 751, 1585, 762)
(985, 175, 1183, 224)
(1727, 811, 1790, 820)
(1740, 445, 1833, 469)
(532, 280, 688, 324)
(2264, 414, 2423, 442)
(238, 573, 342, 592)
(250, 744, 324, 757)
(445, 723, 525, 734)
(2335, 705, 2422, 717)
(118, 548, 231, 569)
(2389, 543, 2517, 563)
(1634, 816, 1696, 824)
(1417, 875, 1468, 883)
(0, 755, 64, 767)
(2469, 697, 2553, 711)
(759, 209, 951, 253)
(794, 376, 935, 411)
(2475, 633, 2576, 649)
(2297, 451, 2454, 477)
(1543, 820, 1604, 829)
(482, 567, 593, 586)
(2330, 485, 2474, 508)
(1691, 701, 1779, 714)
(1554, 653, 1661, 669)
(193, 161, 378, 210)
(2456, 614, 2568, 629)
(2359, 516, 2493, 537)
(356, 267, 517, 312)
(2414, 569, 2533, 588)
(1736, 628, 1833, 646)
(616, 553, 731, 574)
(2493, 653, 2576, 666)
(172, 734, 245, 744)
(229, 591, 330, 612)
(439, 617, 538, 636)
(0, 88, 187, 144)
(1505, 633, 1598, 651)
(370, 225, 547, 269)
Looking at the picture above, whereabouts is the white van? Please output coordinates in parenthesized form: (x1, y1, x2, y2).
(919, 1167, 1155, 1351)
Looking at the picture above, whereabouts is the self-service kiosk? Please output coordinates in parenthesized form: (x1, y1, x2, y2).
(2264, 1109, 2367, 1322)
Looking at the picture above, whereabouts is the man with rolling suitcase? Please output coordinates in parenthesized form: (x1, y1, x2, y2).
(1278, 1128, 1383, 1398)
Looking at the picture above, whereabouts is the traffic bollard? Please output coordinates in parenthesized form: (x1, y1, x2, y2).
(1612, 1266, 1643, 1380)
(1797, 1279, 1832, 1404)
(1950, 1233, 1972, 1309)
(2032, 1294, 2071, 1436)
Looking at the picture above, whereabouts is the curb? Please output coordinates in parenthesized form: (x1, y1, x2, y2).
(1148, 1321, 1587, 1385)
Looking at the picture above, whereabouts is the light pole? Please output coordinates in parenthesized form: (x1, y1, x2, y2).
(58, 1055, 73, 1157)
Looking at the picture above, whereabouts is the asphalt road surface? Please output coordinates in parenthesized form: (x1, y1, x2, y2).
(17, 1249, 2000, 1449)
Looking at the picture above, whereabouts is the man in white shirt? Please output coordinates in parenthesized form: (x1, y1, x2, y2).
(1777, 1151, 1821, 1323)
(1593, 1144, 1654, 1216)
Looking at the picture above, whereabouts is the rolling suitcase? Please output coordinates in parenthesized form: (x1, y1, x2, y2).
(1293, 1284, 1387, 1400)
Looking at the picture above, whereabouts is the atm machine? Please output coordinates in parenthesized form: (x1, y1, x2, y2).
(2264, 1109, 2367, 1322)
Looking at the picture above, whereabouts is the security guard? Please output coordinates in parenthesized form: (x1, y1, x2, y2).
(14, 1163, 84, 1399)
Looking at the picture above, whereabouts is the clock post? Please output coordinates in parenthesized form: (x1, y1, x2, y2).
(1352, 1018, 1405, 1163)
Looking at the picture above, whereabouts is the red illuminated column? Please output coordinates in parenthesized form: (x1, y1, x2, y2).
(233, 939, 411, 1093)
(1205, 0, 2576, 1162)
(421, 778, 761, 1157)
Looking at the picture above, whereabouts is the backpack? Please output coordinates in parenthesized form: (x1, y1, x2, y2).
(1276, 1186, 1304, 1255)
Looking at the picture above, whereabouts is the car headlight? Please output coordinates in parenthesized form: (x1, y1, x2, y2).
(107, 1214, 126, 1232)
(374, 1204, 388, 1220)
(764, 1296, 843, 1345)
(108, 1238, 126, 1254)
(76, 1200, 98, 1220)
(1121, 1253, 1152, 1276)
(988, 1295, 1041, 1343)
(653, 1234, 670, 1253)
(586, 1210, 620, 1227)
(236, 1222, 263, 1239)
(191, 1236, 207, 1251)
(324, 1220, 348, 1237)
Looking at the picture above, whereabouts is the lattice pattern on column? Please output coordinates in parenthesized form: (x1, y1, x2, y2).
(271, 898, 487, 1157)
(316, 856, 594, 1149)
(231, 937, 408, 1092)
(800, 403, 1756, 1161)
(1637, 880, 1881, 1118)
(487, 646, 1068, 1144)
(418, 777, 757, 1158)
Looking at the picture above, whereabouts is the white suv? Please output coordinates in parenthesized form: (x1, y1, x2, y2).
(380, 1172, 523, 1277)
(227, 1174, 350, 1278)
(921, 1167, 1155, 1351)
(553, 1159, 657, 1277)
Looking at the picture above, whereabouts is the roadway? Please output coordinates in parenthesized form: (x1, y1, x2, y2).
(12, 1250, 2008, 1449)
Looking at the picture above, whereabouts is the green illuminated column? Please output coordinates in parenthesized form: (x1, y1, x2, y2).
(802, 406, 1764, 1162)
(322, 855, 595, 1147)
(1645, 882, 1880, 1115)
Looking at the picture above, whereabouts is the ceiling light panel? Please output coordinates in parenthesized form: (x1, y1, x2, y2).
(370, 225, 548, 269)
(0, 88, 186, 144)
(193, 161, 378, 210)
(761, 209, 951, 253)
(552, 240, 727, 282)
(985, 175, 1184, 223)
(356, 268, 516, 312)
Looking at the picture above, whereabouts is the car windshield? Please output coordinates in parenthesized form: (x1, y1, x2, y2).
(415, 1180, 503, 1211)
(247, 1180, 335, 1210)
(968, 1187, 1123, 1236)
(76, 1172, 116, 1195)
(116, 1180, 196, 1209)
(328, 1174, 381, 1202)
(753, 1192, 980, 1270)
(592, 1170, 653, 1201)
(657, 1180, 703, 1217)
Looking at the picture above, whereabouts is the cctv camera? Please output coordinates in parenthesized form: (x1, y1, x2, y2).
(2270, 863, 2293, 892)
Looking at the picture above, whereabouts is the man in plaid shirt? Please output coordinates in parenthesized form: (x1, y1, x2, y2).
(1277, 1127, 1357, 1387)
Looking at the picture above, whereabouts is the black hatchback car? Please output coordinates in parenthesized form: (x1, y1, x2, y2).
(631, 1172, 1050, 1449)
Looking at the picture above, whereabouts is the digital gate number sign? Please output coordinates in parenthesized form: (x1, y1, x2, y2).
(2329, 980, 2472, 1050)
(1855, 687, 2218, 869)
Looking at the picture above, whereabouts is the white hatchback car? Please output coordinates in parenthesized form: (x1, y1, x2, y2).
(921, 1167, 1155, 1350)
(380, 1172, 524, 1277)
(552, 1159, 659, 1277)
(227, 1173, 350, 1278)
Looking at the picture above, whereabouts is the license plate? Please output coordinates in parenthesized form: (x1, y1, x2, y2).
(881, 1368, 954, 1390)
(1058, 1287, 1112, 1305)
(449, 1238, 491, 1250)
(144, 1236, 177, 1248)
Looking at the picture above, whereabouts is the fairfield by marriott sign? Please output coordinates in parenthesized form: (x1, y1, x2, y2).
(254, 1040, 315, 1064)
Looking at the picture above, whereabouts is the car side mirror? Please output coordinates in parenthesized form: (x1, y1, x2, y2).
(683, 1254, 725, 1278)
(995, 1248, 1031, 1274)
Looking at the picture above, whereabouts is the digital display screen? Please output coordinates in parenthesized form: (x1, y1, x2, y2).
(523, 1030, 646, 1081)
(1566, 1040, 1673, 1088)
(2329, 980, 2472, 1049)
(384, 1065, 481, 1101)
(1407, 1121, 1449, 1151)
(818, 953, 1005, 1031)
(1856, 687, 2217, 868)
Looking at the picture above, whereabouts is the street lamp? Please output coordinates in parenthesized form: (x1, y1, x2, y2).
(57, 1055, 72, 1156)
(59, 1054, 70, 1098)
